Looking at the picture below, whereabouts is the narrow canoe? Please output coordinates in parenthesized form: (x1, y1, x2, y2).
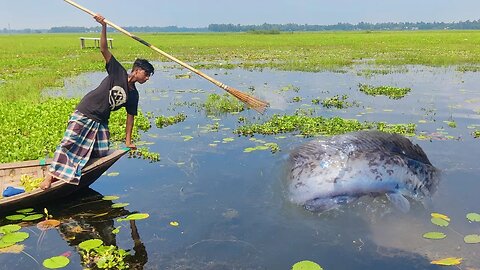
(0, 148, 130, 213)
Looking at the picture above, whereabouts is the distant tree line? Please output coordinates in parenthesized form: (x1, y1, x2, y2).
(208, 20, 480, 32)
(2, 20, 480, 34)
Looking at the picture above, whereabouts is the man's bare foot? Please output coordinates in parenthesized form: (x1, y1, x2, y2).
(40, 175, 58, 190)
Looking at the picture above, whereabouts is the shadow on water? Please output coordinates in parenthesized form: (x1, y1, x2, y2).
(0, 188, 148, 269)
(12, 64, 480, 269)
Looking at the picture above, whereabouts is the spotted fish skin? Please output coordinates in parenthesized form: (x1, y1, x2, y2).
(287, 130, 439, 212)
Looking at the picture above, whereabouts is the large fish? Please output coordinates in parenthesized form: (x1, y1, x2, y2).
(287, 130, 439, 212)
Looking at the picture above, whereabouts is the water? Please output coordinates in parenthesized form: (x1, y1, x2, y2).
(3, 64, 480, 269)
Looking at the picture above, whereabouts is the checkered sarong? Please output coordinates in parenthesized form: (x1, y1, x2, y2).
(48, 110, 110, 185)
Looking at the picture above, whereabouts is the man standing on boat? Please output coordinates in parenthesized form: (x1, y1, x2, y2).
(40, 14, 154, 190)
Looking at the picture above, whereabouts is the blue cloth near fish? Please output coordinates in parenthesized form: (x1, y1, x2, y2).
(3, 186, 25, 197)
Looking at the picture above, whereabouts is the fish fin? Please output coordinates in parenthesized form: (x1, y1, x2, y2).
(386, 192, 410, 213)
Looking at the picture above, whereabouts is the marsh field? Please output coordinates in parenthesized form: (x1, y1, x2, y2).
(1, 31, 480, 269)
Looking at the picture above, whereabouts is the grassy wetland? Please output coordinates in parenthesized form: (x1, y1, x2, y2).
(2, 30, 480, 162)
(2, 30, 480, 269)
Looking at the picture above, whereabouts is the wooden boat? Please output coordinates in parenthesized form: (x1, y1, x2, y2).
(0, 148, 130, 213)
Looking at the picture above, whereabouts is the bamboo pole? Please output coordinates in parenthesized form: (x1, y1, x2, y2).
(64, 0, 269, 113)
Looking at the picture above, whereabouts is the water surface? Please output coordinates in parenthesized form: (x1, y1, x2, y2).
(3, 64, 480, 269)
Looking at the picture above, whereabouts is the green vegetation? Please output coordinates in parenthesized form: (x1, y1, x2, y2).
(1, 31, 479, 162)
(318, 95, 357, 109)
(3, 31, 480, 102)
(203, 93, 245, 114)
(155, 113, 187, 128)
(79, 239, 128, 269)
(234, 114, 416, 137)
(358, 84, 411, 99)
(0, 98, 151, 163)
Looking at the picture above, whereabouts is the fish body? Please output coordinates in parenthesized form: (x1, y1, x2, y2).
(287, 130, 439, 212)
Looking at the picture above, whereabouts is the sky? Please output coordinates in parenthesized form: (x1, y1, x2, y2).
(2, 0, 480, 29)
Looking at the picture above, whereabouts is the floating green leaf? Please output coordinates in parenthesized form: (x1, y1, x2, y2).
(0, 224, 21, 234)
(112, 226, 121, 234)
(117, 213, 149, 222)
(43, 256, 70, 269)
(5, 214, 26, 221)
(182, 135, 193, 141)
(422, 232, 446, 240)
(431, 217, 449, 227)
(22, 214, 44, 221)
(431, 212, 450, 222)
(464, 234, 480, 244)
(291, 260, 323, 270)
(78, 239, 103, 252)
(430, 257, 462, 266)
(16, 208, 34, 214)
(466, 213, 480, 222)
(111, 203, 130, 208)
(1, 232, 29, 243)
(102, 195, 120, 201)
(0, 240, 15, 249)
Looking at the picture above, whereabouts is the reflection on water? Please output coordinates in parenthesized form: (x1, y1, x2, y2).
(5, 65, 480, 269)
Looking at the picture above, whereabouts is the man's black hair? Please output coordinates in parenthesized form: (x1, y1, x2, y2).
(133, 58, 154, 76)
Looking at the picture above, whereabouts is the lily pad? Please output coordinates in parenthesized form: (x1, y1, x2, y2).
(430, 257, 462, 266)
(16, 208, 34, 214)
(102, 195, 120, 201)
(111, 203, 130, 208)
(292, 260, 323, 270)
(78, 239, 103, 252)
(22, 214, 44, 221)
(431, 217, 449, 227)
(464, 234, 480, 244)
(466, 213, 480, 222)
(43, 256, 70, 269)
(431, 212, 450, 222)
(0, 240, 15, 249)
(0, 224, 21, 234)
(5, 214, 26, 221)
(117, 213, 149, 222)
(422, 232, 446, 240)
(1, 232, 29, 243)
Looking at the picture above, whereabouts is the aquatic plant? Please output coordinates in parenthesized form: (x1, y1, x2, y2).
(78, 239, 129, 270)
(234, 114, 416, 137)
(0, 98, 152, 163)
(154, 113, 187, 128)
(358, 83, 411, 99)
(320, 95, 357, 109)
(128, 147, 160, 162)
(203, 93, 245, 114)
(20, 174, 44, 192)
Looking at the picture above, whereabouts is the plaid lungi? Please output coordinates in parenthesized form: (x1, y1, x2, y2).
(48, 110, 110, 185)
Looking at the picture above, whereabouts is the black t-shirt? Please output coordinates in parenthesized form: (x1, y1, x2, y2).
(76, 56, 139, 124)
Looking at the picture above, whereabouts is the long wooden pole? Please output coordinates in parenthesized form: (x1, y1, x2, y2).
(64, 0, 269, 113)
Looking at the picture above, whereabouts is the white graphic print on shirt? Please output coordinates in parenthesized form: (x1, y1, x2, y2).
(109, 85, 127, 110)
